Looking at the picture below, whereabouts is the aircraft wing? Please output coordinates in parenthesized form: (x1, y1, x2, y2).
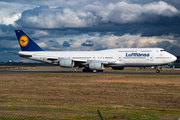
(7, 51, 125, 70)
(46, 56, 124, 68)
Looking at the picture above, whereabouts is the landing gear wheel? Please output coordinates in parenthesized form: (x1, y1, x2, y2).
(156, 69, 160, 73)
(83, 69, 93, 72)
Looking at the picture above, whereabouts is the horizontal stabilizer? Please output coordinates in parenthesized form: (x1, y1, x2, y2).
(6, 51, 32, 58)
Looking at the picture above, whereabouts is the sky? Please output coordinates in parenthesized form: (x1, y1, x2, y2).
(0, 0, 180, 62)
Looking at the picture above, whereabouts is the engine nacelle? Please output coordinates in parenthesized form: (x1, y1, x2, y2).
(111, 66, 124, 70)
(59, 59, 74, 68)
(89, 62, 104, 70)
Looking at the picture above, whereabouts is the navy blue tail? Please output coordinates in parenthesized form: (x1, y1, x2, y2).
(15, 30, 43, 51)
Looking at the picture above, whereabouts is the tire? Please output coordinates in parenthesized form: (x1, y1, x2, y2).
(156, 69, 160, 73)
(97, 70, 103, 72)
(83, 69, 93, 72)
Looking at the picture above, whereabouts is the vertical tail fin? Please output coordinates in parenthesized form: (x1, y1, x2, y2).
(15, 30, 43, 51)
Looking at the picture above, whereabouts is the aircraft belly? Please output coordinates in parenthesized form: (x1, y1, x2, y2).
(124, 62, 166, 67)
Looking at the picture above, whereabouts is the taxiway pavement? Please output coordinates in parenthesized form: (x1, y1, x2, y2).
(0, 69, 179, 75)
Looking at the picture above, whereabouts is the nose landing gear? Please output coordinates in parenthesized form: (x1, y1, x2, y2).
(156, 69, 160, 73)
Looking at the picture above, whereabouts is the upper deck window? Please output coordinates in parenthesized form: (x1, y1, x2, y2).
(160, 50, 166, 52)
(140, 50, 151, 52)
(118, 50, 137, 52)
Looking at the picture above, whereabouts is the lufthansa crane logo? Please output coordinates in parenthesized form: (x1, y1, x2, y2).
(19, 35, 29, 47)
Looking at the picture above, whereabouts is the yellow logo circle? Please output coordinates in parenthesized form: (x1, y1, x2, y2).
(19, 35, 29, 47)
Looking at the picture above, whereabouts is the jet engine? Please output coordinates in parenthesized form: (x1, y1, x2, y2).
(111, 66, 124, 70)
(59, 59, 74, 68)
(89, 62, 104, 70)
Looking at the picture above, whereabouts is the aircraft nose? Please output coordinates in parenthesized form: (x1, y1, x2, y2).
(172, 55, 177, 62)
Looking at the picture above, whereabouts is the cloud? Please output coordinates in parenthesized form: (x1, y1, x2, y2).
(20, 6, 98, 29)
(20, 1, 179, 29)
(0, 40, 19, 49)
(0, 0, 90, 6)
(31, 30, 49, 37)
(37, 42, 48, 48)
(81, 40, 94, 46)
(14, 1, 180, 37)
(0, 13, 21, 26)
(85, 1, 179, 24)
(144, 1, 178, 17)
(86, 40, 93, 43)
(0, 2, 36, 26)
(63, 33, 180, 54)
(62, 41, 70, 47)
(69, 39, 76, 43)
(81, 42, 94, 46)
(37, 38, 62, 50)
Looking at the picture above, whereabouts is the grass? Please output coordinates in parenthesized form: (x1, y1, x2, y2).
(0, 73, 180, 119)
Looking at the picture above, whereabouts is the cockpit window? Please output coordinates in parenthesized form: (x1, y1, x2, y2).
(160, 50, 166, 52)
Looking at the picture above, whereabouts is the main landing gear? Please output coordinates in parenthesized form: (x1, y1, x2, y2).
(82, 68, 103, 72)
(83, 68, 93, 72)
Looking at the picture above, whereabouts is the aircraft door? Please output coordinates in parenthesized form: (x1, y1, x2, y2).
(119, 55, 122, 61)
(150, 55, 153, 61)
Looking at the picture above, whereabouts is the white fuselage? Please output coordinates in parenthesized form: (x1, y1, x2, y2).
(19, 48, 177, 67)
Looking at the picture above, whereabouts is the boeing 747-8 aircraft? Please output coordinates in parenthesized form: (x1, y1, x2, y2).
(9, 30, 177, 73)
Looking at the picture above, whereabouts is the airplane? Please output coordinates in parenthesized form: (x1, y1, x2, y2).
(8, 30, 177, 73)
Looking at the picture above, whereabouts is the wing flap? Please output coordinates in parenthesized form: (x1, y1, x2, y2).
(47, 58, 58, 61)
